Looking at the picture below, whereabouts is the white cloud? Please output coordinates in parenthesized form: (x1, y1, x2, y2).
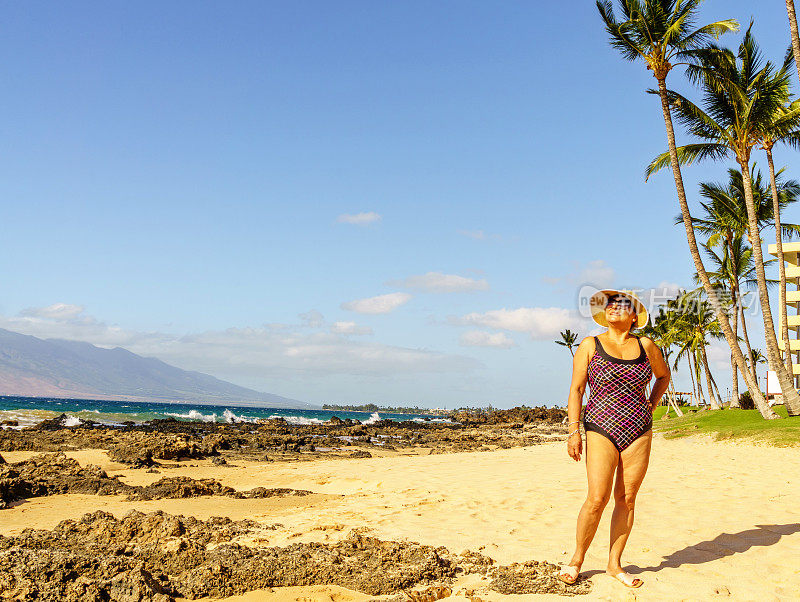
(459, 331, 516, 348)
(19, 303, 86, 321)
(652, 281, 684, 300)
(456, 307, 581, 339)
(298, 310, 324, 328)
(458, 229, 503, 241)
(341, 292, 412, 314)
(336, 212, 381, 225)
(0, 304, 480, 379)
(330, 321, 373, 335)
(543, 259, 616, 289)
(706, 342, 734, 371)
(387, 272, 489, 293)
(459, 229, 486, 240)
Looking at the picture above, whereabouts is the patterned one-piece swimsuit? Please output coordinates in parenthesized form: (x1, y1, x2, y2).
(584, 336, 653, 451)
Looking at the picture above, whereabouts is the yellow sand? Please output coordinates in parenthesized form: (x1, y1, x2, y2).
(3, 435, 799, 601)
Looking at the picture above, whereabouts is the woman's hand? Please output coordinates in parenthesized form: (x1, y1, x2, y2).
(567, 432, 582, 462)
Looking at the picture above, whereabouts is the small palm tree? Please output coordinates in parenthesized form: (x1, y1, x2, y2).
(640, 306, 684, 416)
(671, 295, 724, 409)
(750, 348, 768, 370)
(646, 27, 791, 418)
(555, 329, 580, 357)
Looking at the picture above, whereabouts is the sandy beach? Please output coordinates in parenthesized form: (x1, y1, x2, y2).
(3, 433, 799, 601)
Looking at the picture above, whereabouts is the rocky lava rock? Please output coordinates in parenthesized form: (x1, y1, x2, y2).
(0, 453, 313, 509)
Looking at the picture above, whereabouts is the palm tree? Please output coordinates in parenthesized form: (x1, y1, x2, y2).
(691, 167, 800, 247)
(673, 294, 724, 409)
(646, 27, 792, 418)
(750, 347, 768, 397)
(555, 329, 580, 357)
(787, 0, 800, 84)
(694, 246, 744, 405)
(640, 304, 684, 415)
(594, 2, 772, 415)
(757, 98, 800, 376)
(690, 167, 800, 400)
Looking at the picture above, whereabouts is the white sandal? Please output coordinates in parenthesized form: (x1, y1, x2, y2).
(609, 571, 643, 588)
(557, 564, 580, 584)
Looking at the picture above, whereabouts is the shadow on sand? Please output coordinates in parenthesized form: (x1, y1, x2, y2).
(575, 523, 800, 580)
(631, 523, 800, 574)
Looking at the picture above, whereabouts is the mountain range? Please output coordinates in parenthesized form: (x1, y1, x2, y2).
(0, 328, 313, 408)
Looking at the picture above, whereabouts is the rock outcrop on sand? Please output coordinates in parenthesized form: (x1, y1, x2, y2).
(0, 510, 590, 600)
(0, 406, 568, 466)
(0, 453, 313, 509)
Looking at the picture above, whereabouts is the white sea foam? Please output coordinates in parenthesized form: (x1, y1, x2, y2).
(62, 415, 83, 427)
(361, 412, 382, 425)
(80, 409, 101, 414)
(267, 414, 327, 425)
(165, 410, 217, 423)
(0, 410, 60, 429)
(412, 417, 455, 424)
(223, 409, 254, 423)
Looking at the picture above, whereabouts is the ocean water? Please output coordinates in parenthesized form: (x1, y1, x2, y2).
(0, 395, 452, 429)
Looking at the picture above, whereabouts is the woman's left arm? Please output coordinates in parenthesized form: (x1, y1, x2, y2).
(642, 337, 671, 412)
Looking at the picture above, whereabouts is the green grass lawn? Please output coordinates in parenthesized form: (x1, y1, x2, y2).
(653, 404, 800, 446)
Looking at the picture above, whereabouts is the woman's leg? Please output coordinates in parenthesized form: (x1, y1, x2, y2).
(566, 431, 619, 575)
(607, 431, 652, 580)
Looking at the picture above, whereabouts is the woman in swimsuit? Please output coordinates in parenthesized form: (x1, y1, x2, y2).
(558, 289, 670, 588)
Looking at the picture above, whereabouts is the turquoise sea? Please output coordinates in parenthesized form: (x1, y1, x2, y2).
(0, 395, 450, 429)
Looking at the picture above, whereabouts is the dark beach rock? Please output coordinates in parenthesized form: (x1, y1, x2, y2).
(0, 452, 132, 509)
(0, 510, 589, 600)
(0, 453, 314, 508)
(211, 456, 227, 466)
(350, 450, 372, 458)
(128, 477, 237, 501)
(0, 403, 568, 464)
(489, 559, 592, 595)
(31, 413, 70, 431)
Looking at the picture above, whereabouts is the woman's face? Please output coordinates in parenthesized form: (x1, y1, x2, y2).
(605, 296, 636, 328)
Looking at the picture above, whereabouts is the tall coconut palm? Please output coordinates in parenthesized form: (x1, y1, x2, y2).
(757, 98, 800, 376)
(646, 27, 793, 418)
(699, 237, 759, 397)
(555, 329, 580, 357)
(691, 167, 800, 387)
(693, 247, 744, 404)
(787, 0, 800, 83)
(595, 2, 776, 416)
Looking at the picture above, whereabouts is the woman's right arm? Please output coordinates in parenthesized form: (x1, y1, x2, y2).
(566, 337, 592, 462)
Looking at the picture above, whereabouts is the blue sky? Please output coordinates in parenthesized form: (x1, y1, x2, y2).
(0, 1, 796, 407)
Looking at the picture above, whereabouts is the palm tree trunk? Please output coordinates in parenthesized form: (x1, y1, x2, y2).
(655, 77, 777, 418)
(709, 364, 724, 406)
(739, 159, 800, 416)
(693, 352, 707, 405)
(668, 381, 684, 416)
(700, 346, 721, 409)
(766, 149, 796, 381)
(687, 353, 698, 406)
(787, 0, 800, 83)
(730, 286, 741, 408)
(739, 294, 757, 381)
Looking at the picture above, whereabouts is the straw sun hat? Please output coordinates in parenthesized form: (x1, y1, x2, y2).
(589, 289, 649, 329)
